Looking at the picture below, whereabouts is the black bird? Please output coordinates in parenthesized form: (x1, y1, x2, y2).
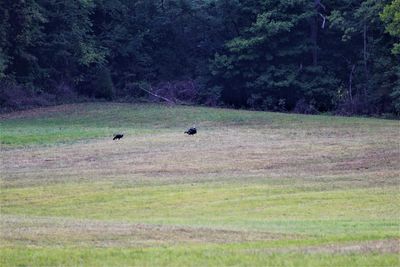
(113, 134, 124, 140)
(184, 126, 197, 135)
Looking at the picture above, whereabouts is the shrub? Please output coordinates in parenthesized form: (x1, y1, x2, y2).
(293, 98, 319, 114)
(92, 67, 115, 100)
(55, 82, 78, 103)
(0, 81, 56, 112)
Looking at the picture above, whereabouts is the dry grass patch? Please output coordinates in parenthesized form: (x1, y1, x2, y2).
(1, 215, 291, 247)
(1, 125, 398, 188)
(250, 239, 400, 254)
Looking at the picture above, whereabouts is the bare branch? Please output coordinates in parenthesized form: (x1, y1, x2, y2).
(315, 0, 326, 10)
(319, 13, 326, 28)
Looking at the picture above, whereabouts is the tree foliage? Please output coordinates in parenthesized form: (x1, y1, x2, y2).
(381, 0, 400, 54)
(0, 0, 398, 115)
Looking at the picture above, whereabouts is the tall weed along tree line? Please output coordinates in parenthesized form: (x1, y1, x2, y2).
(0, 0, 399, 115)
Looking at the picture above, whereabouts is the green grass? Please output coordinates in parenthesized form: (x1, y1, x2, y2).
(1, 246, 399, 267)
(1, 183, 398, 236)
(1, 103, 399, 266)
(1, 102, 397, 147)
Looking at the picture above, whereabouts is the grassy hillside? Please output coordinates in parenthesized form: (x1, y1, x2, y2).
(0, 103, 399, 266)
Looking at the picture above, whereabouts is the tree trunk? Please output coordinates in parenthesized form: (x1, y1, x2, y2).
(311, 0, 319, 66)
(311, 18, 318, 65)
(349, 64, 356, 108)
(363, 23, 369, 97)
(311, 0, 326, 66)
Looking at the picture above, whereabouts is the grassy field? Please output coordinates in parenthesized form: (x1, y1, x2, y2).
(0, 103, 399, 266)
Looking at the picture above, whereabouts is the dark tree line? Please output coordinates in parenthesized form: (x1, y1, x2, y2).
(0, 0, 399, 115)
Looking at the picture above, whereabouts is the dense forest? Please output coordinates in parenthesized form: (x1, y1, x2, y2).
(0, 0, 399, 115)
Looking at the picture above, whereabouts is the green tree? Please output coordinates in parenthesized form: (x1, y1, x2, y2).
(0, 0, 46, 87)
(381, 0, 400, 113)
(329, 0, 399, 114)
(381, 0, 400, 54)
(210, 0, 338, 110)
(38, 0, 106, 87)
(0, 0, 398, 115)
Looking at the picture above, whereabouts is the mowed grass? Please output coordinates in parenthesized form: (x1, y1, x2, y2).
(0, 103, 399, 266)
(1, 102, 394, 147)
(1, 183, 399, 236)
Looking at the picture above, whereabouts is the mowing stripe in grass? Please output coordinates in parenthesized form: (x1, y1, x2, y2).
(1, 182, 398, 237)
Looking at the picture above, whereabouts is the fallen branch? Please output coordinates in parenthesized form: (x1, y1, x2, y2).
(138, 85, 176, 104)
